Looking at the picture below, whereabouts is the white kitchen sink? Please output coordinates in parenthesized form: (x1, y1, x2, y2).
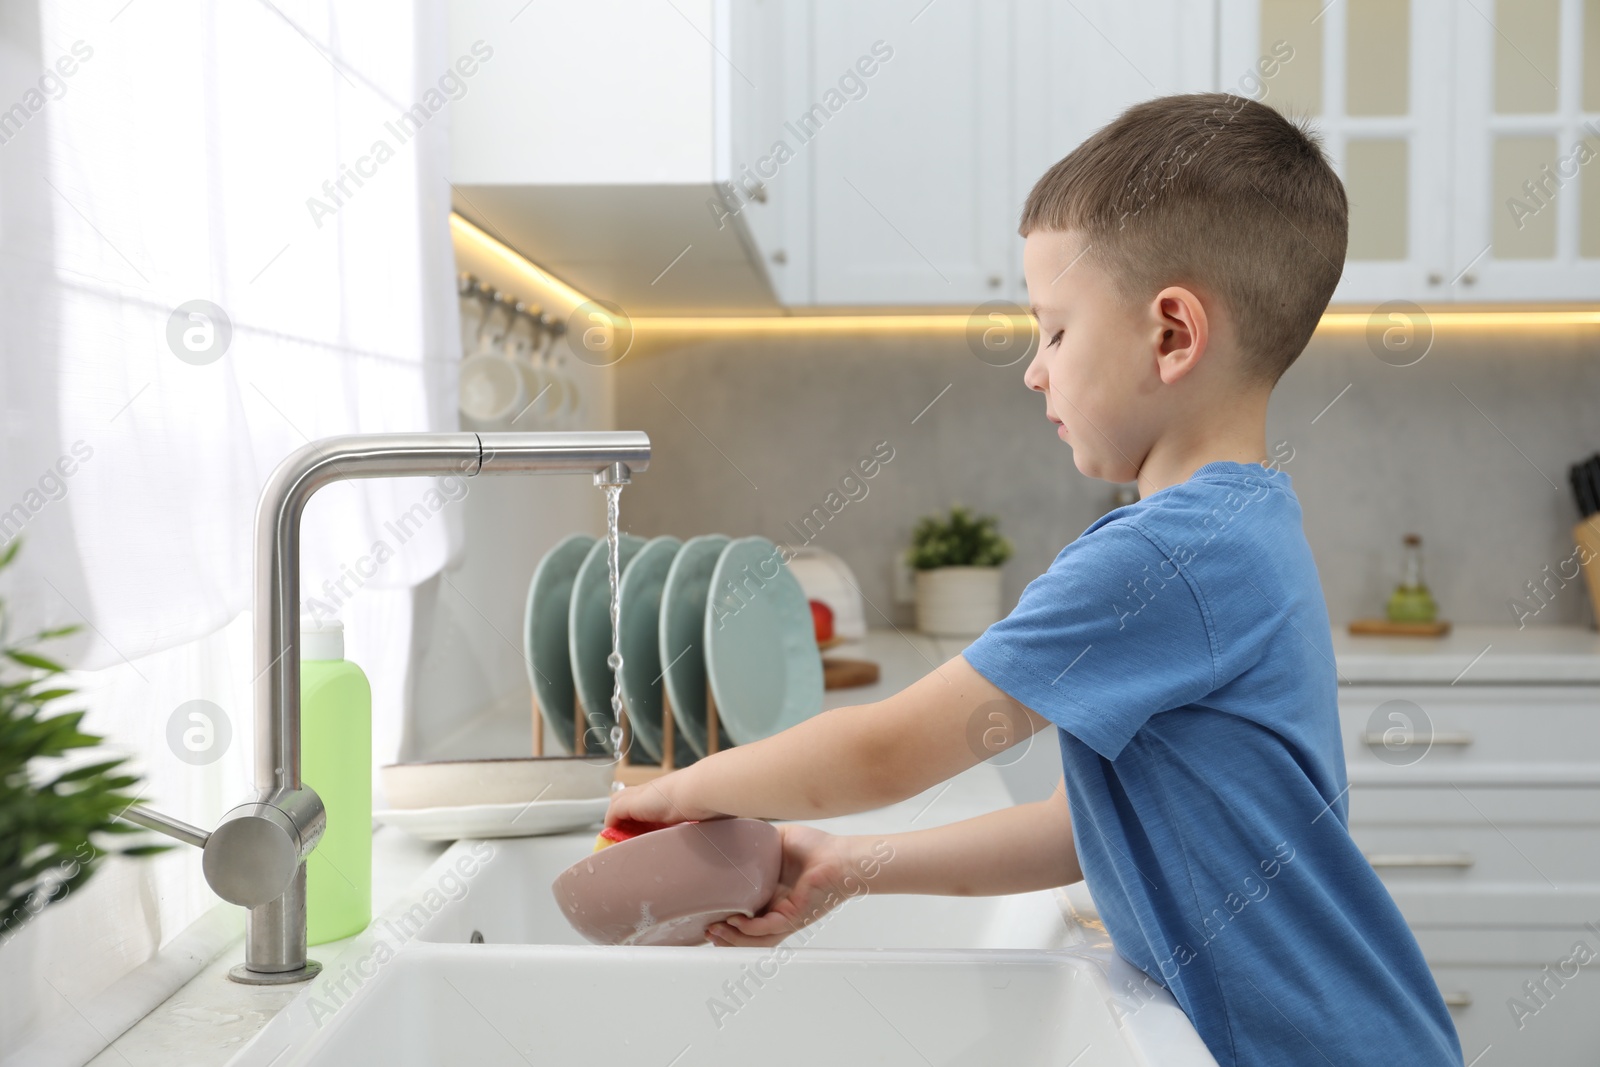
(282, 944, 1128, 1066)
(224, 767, 1217, 1067)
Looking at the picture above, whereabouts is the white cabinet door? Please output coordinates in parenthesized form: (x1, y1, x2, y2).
(807, 0, 1013, 306)
(1451, 0, 1600, 300)
(1010, 0, 1218, 305)
(727, 0, 815, 305)
(1219, 0, 1457, 305)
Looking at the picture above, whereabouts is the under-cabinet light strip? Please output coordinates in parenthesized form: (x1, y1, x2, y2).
(450, 213, 1600, 334)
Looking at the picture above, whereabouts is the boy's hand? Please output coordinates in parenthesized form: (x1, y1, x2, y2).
(704, 824, 870, 948)
(604, 767, 726, 828)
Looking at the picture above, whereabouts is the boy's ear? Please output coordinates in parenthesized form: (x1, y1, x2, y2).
(1151, 285, 1207, 385)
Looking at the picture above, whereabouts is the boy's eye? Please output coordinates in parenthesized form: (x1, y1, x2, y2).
(1047, 330, 1064, 348)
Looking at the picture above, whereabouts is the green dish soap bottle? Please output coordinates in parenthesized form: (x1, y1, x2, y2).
(301, 613, 372, 945)
(1385, 533, 1438, 624)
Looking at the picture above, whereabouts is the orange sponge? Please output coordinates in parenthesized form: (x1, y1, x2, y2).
(593, 818, 688, 852)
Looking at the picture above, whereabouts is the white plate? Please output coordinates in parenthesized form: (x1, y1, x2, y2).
(374, 797, 610, 842)
(786, 546, 868, 640)
(704, 536, 825, 746)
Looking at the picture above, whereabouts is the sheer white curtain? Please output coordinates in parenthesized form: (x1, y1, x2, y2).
(0, 0, 460, 1055)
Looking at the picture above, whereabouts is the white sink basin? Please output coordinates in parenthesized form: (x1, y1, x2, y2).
(224, 767, 1217, 1067)
(285, 944, 1127, 1066)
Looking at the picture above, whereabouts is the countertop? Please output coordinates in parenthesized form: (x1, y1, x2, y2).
(1331, 622, 1600, 684)
(837, 622, 1600, 690)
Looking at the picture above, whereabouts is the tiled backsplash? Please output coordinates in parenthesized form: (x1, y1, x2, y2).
(613, 325, 1600, 630)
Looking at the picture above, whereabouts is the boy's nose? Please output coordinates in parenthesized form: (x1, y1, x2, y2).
(1022, 354, 1047, 392)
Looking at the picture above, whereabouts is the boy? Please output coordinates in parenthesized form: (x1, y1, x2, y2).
(606, 92, 1465, 1066)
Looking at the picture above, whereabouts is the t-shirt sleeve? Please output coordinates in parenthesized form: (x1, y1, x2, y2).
(961, 522, 1216, 761)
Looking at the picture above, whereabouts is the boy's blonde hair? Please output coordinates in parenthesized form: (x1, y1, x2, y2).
(1019, 92, 1348, 386)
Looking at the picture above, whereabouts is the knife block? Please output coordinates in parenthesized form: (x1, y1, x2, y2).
(1575, 517, 1600, 630)
(529, 676, 721, 786)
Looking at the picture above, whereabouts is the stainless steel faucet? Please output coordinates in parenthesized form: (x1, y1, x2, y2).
(121, 431, 649, 983)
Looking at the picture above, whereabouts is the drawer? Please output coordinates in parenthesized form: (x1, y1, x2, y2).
(1429, 963, 1600, 1066)
(1415, 929, 1600, 1067)
(1349, 786, 1600, 824)
(1339, 685, 1600, 784)
(1352, 824, 1599, 884)
(1348, 787, 1600, 927)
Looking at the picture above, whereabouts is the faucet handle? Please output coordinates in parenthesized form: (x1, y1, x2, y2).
(119, 786, 325, 909)
(121, 805, 210, 848)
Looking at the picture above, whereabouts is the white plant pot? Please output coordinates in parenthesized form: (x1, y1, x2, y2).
(914, 566, 1004, 637)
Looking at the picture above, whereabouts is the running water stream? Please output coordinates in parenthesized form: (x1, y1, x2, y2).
(604, 482, 626, 759)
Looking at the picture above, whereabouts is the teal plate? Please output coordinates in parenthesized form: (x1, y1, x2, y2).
(703, 536, 824, 746)
(523, 533, 596, 754)
(568, 533, 646, 756)
(616, 535, 691, 765)
(659, 534, 733, 758)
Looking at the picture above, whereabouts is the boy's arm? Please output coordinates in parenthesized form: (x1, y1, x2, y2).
(610, 653, 1052, 824)
(710, 776, 1078, 946)
(856, 774, 1079, 896)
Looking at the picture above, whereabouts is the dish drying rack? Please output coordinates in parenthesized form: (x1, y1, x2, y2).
(531, 678, 720, 786)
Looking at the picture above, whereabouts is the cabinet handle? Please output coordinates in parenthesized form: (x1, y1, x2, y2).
(987, 274, 1002, 289)
(1426, 272, 1442, 285)
(1361, 731, 1474, 747)
(1442, 991, 1472, 1009)
(1365, 852, 1474, 868)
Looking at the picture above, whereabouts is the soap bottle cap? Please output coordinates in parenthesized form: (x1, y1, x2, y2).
(300, 613, 345, 661)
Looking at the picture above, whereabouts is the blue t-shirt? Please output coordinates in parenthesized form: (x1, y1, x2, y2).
(962, 460, 1463, 1067)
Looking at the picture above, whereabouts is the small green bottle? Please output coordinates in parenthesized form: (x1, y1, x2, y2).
(1385, 533, 1438, 623)
(300, 614, 372, 945)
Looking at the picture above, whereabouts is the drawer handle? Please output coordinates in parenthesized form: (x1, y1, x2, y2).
(1442, 991, 1472, 1009)
(1365, 852, 1475, 869)
(1361, 731, 1474, 748)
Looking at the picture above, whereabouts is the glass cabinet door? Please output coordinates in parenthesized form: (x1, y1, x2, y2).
(1220, 0, 1456, 303)
(1453, 0, 1600, 300)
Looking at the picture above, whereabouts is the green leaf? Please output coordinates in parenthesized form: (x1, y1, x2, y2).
(907, 504, 1012, 569)
(6, 650, 67, 673)
(117, 844, 175, 858)
(46, 759, 128, 787)
(0, 541, 163, 924)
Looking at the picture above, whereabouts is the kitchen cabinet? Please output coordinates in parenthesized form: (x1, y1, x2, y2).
(1221, 0, 1600, 303)
(451, 0, 1599, 311)
(805, 0, 1012, 305)
(1329, 626, 1600, 1067)
(726, 0, 813, 307)
(731, 0, 1217, 307)
(1452, 0, 1600, 300)
(447, 0, 788, 314)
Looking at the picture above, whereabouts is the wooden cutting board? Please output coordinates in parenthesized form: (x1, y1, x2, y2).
(823, 657, 879, 689)
(1347, 618, 1452, 637)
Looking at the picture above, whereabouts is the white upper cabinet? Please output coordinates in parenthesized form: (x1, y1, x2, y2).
(1010, 0, 1219, 305)
(451, 0, 1593, 310)
(1221, 0, 1455, 305)
(1453, 0, 1600, 300)
(1222, 0, 1600, 304)
(786, 0, 1216, 307)
(802, 0, 1013, 306)
(726, 0, 815, 307)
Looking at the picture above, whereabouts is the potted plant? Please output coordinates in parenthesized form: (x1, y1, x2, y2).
(1, 540, 165, 945)
(906, 505, 1013, 636)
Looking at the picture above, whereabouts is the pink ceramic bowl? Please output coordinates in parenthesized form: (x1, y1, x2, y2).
(552, 818, 781, 946)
